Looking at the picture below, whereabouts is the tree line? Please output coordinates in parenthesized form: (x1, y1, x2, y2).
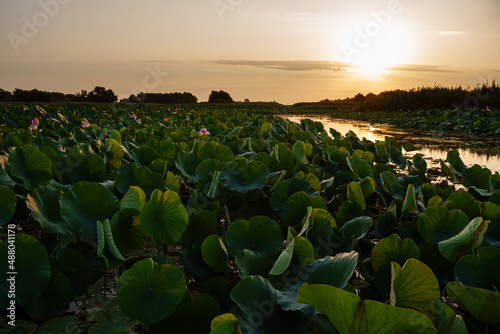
(294, 82, 500, 111)
(0, 87, 237, 105)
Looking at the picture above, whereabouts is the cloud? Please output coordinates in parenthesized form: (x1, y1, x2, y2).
(213, 60, 352, 72)
(386, 64, 460, 73)
(437, 31, 469, 36)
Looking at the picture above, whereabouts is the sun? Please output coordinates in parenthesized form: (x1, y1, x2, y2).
(346, 29, 411, 76)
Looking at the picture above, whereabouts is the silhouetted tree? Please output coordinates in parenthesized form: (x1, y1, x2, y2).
(129, 92, 198, 104)
(208, 90, 233, 103)
(86, 86, 117, 103)
(0, 89, 13, 102)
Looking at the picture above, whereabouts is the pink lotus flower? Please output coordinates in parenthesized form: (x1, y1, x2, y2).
(32, 118, 39, 126)
(198, 128, 210, 136)
(82, 120, 90, 128)
(29, 124, 37, 131)
(185, 117, 190, 121)
(137, 118, 141, 124)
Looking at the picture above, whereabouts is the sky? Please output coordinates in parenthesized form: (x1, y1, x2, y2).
(0, 0, 499, 104)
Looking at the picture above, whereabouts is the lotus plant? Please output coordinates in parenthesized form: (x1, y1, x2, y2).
(82, 120, 90, 128)
(198, 128, 210, 136)
(29, 117, 39, 131)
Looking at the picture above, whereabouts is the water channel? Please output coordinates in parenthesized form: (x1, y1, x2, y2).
(278, 114, 500, 173)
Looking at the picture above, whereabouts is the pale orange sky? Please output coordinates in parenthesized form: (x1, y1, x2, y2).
(1, 0, 499, 103)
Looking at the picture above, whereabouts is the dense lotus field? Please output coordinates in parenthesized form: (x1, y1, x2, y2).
(0, 103, 499, 333)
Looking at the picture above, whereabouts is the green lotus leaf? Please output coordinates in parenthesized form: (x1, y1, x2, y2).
(277, 251, 359, 315)
(220, 158, 269, 193)
(381, 171, 404, 200)
(198, 142, 233, 162)
(432, 299, 468, 334)
(66, 149, 106, 183)
(119, 185, 146, 216)
(54, 247, 93, 296)
(309, 208, 337, 228)
(272, 143, 294, 175)
(8, 144, 52, 191)
(390, 259, 440, 315)
(282, 191, 327, 228)
(132, 145, 160, 167)
(149, 158, 167, 176)
(0, 185, 16, 225)
(115, 162, 165, 198)
(0, 163, 15, 189)
(149, 292, 222, 334)
(158, 140, 176, 165)
(0, 233, 51, 308)
(26, 185, 72, 235)
(447, 281, 500, 327)
(235, 249, 273, 279)
(479, 201, 500, 220)
(117, 258, 186, 324)
(202, 234, 230, 274)
(388, 146, 407, 169)
(446, 150, 467, 176)
(462, 165, 491, 190)
(139, 189, 188, 244)
(358, 176, 375, 198)
(418, 206, 469, 244)
(371, 234, 420, 272)
(325, 145, 350, 166)
(180, 243, 217, 281)
(269, 236, 295, 276)
(292, 236, 315, 268)
(375, 142, 390, 163)
(438, 217, 489, 261)
(110, 210, 147, 255)
(454, 246, 500, 291)
(402, 184, 418, 213)
(412, 153, 427, 174)
(255, 152, 284, 176)
(341, 216, 373, 242)
(337, 200, 365, 226)
(165, 171, 181, 193)
(231, 275, 307, 333)
(269, 177, 318, 215)
(292, 140, 309, 163)
(418, 183, 438, 206)
(347, 155, 374, 180)
(297, 283, 437, 334)
(295, 172, 321, 194)
(59, 181, 119, 234)
(225, 216, 283, 258)
(104, 138, 124, 171)
(96, 219, 125, 265)
(196, 158, 225, 195)
(347, 181, 366, 210)
(440, 158, 456, 180)
(22, 269, 73, 321)
(210, 313, 239, 334)
(181, 208, 218, 246)
(175, 151, 202, 182)
(442, 191, 481, 220)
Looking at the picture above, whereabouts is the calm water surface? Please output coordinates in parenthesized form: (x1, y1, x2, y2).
(278, 114, 500, 173)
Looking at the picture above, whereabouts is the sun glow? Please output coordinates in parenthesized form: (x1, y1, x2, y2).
(345, 27, 413, 77)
